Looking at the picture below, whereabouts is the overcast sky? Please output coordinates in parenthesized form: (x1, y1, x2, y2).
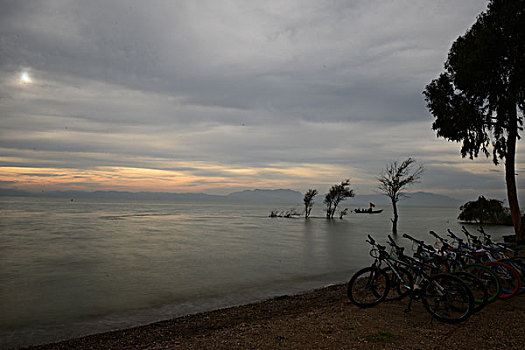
(0, 0, 522, 201)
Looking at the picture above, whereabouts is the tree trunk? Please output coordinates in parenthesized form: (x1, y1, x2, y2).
(505, 104, 524, 244)
(331, 203, 338, 219)
(391, 199, 399, 235)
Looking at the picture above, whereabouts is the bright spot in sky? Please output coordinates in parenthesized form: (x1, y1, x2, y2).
(20, 71, 32, 83)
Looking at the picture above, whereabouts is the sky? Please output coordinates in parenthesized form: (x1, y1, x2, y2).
(0, 0, 523, 202)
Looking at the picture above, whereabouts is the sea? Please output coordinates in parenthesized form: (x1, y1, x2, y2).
(0, 196, 514, 348)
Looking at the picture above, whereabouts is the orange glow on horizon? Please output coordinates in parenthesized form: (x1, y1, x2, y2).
(0, 163, 358, 194)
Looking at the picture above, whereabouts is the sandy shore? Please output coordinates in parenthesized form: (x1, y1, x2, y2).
(26, 284, 524, 349)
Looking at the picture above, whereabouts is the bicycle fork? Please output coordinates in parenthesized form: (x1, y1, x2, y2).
(405, 274, 425, 313)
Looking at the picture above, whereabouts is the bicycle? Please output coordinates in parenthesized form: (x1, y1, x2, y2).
(460, 227, 525, 296)
(432, 229, 518, 300)
(398, 233, 489, 313)
(347, 235, 474, 324)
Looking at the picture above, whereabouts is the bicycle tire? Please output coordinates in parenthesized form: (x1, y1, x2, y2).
(499, 258, 525, 295)
(382, 265, 413, 302)
(347, 266, 390, 307)
(422, 273, 474, 324)
(461, 264, 502, 303)
(485, 261, 521, 299)
(452, 271, 488, 313)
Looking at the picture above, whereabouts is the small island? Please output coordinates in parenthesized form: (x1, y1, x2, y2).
(458, 196, 524, 226)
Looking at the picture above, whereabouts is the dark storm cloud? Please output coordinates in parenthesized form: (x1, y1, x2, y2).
(0, 0, 487, 122)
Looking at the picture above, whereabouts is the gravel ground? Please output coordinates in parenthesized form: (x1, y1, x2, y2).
(26, 284, 524, 350)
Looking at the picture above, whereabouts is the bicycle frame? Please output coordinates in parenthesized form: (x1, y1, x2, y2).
(369, 237, 445, 298)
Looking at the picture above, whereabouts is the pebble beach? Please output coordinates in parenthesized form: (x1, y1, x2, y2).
(27, 284, 525, 350)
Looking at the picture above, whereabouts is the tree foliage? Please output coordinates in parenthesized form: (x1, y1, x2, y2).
(378, 158, 423, 203)
(458, 196, 511, 225)
(324, 179, 354, 219)
(303, 189, 318, 218)
(423, 0, 524, 242)
(378, 158, 423, 234)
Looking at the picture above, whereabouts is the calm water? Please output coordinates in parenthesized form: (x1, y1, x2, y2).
(0, 197, 513, 348)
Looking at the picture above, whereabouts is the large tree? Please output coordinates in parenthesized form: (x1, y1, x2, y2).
(324, 179, 354, 219)
(423, 0, 524, 243)
(378, 158, 423, 234)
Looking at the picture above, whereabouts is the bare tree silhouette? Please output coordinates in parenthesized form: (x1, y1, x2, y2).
(378, 158, 423, 234)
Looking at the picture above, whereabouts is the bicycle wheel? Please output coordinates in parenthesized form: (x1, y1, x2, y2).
(462, 264, 501, 303)
(382, 265, 413, 302)
(422, 273, 474, 324)
(485, 261, 521, 299)
(347, 266, 390, 307)
(499, 258, 525, 295)
(452, 271, 488, 313)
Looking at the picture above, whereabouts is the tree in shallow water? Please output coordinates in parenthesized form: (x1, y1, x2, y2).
(324, 180, 354, 219)
(303, 189, 318, 219)
(378, 158, 423, 234)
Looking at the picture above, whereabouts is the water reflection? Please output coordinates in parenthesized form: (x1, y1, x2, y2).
(0, 197, 514, 348)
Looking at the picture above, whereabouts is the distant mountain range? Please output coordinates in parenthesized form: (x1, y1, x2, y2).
(0, 188, 302, 203)
(0, 187, 463, 207)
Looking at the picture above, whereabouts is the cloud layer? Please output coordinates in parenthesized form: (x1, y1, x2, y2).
(0, 0, 522, 201)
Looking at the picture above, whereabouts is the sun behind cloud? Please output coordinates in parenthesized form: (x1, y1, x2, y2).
(20, 71, 32, 84)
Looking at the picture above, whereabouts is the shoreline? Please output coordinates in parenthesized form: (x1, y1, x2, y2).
(26, 284, 525, 349)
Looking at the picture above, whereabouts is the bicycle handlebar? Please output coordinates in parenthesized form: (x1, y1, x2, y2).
(387, 234, 397, 245)
(447, 229, 463, 243)
(402, 233, 415, 241)
(429, 230, 448, 244)
(462, 226, 483, 246)
(477, 226, 488, 236)
(366, 235, 386, 251)
(403, 233, 435, 251)
(429, 231, 461, 253)
(462, 226, 476, 239)
(387, 235, 406, 255)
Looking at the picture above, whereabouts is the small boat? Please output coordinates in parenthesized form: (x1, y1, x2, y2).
(354, 208, 383, 214)
(355, 203, 382, 214)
